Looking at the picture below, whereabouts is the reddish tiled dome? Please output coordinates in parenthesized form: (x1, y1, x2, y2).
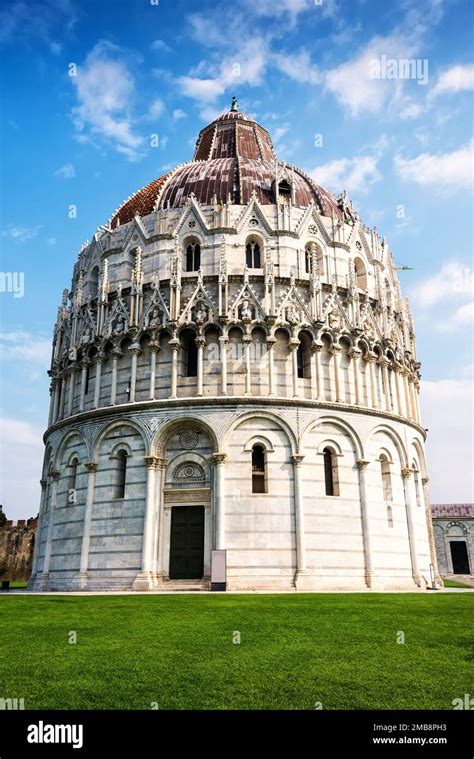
(110, 104, 342, 227)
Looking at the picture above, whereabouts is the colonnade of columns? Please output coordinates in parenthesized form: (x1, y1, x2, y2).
(48, 334, 422, 427)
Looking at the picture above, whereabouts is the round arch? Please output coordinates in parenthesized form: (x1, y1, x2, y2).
(93, 418, 149, 462)
(302, 415, 364, 461)
(366, 424, 409, 468)
(221, 409, 298, 456)
(151, 415, 219, 457)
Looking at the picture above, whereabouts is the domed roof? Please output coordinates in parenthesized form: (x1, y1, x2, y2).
(110, 99, 342, 227)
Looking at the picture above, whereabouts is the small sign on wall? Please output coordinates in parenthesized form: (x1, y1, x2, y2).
(211, 550, 227, 591)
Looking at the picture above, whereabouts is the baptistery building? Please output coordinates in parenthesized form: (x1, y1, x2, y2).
(29, 100, 441, 592)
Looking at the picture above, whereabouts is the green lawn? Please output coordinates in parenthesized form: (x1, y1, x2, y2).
(442, 578, 473, 589)
(0, 594, 471, 710)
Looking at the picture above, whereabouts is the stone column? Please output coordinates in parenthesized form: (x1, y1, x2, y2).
(350, 348, 361, 405)
(169, 339, 180, 399)
(403, 370, 411, 419)
(330, 344, 342, 402)
(219, 336, 228, 396)
(79, 360, 88, 412)
(93, 356, 103, 409)
(110, 350, 120, 405)
(196, 336, 206, 397)
(40, 470, 60, 588)
(357, 460, 373, 588)
(313, 341, 323, 399)
(74, 462, 98, 590)
(243, 335, 252, 395)
(47, 381, 55, 428)
(58, 377, 66, 420)
(379, 357, 391, 412)
(67, 369, 75, 417)
(366, 353, 377, 408)
(149, 342, 159, 400)
(267, 337, 276, 396)
(408, 377, 416, 421)
(29, 479, 48, 583)
(52, 378, 61, 424)
(129, 345, 141, 402)
(152, 457, 167, 585)
(292, 454, 307, 585)
(401, 467, 421, 586)
(289, 339, 299, 398)
(414, 381, 422, 424)
(212, 453, 227, 550)
(421, 475, 442, 587)
(394, 363, 403, 416)
(133, 457, 159, 591)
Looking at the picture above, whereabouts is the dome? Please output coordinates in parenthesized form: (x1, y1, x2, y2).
(110, 100, 342, 227)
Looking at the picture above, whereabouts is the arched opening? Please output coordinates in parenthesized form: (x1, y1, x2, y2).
(252, 444, 267, 493)
(379, 453, 392, 501)
(323, 447, 339, 496)
(354, 257, 367, 289)
(246, 239, 261, 269)
(181, 330, 198, 378)
(67, 457, 79, 503)
(278, 179, 292, 204)
(112, 449, 128, 499)
(185, 241, 201, 272)
(297, 331, 312, 379)
(387, 504, 394, 527)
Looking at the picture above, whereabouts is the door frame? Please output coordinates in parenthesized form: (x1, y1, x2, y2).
(160, 488, 211, 580)
(448, 539, 471, 575)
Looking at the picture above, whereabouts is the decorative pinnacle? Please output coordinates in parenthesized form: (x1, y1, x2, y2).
(231, 95, 238, 112)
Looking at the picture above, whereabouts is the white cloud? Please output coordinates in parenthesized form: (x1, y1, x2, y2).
(273, 49, 320, 85)
(324, 33, 416, 116)
(0, 331, 51, 367)
(151, 39, 172, 53)
(438, 302, 474, 331)
(177, 38, 267, 104)
(71, 41, 143, 160)
(0, 418, 45, 521)
(422, 379, 474, 503)
(2, 224, 42, 243)
(310, 137, 387, 194)
(50, 41, 62, 55)
(54, 162, 75, 179)
(394, 139, 474, 190)
(411, 262, 474, 308)
(243, 0, 312, 19)
(430, 64, 474, 98)
(148, 98, 165, 119)
(172, 108, 187, 120)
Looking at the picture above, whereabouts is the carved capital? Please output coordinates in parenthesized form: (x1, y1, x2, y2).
(357, 459, 370, 470)
(211, 453, 227, 466)
(85, 462, 98, 473)
(144, 456, 159, 469)
(401, 467, 412, 479)
(169, 338, 181, 352)
(50, 470, 60, 482)
(195, 336, 206, 348)
(149, 341, 160, 354)
(291, 454, 305, 467)
(421, 476, 429, 486)
(349, 348, 361, 360)
(40, 479, 47, 490)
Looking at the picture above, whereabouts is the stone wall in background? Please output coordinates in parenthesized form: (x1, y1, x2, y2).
(0, 519, 37, 582)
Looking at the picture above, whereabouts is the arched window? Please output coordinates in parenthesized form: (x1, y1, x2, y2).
(252, 444, 266, 493)
(354, 257, 367, 289)
(387, 504, 394, 527)
(85, 363, 91, 396)
(67, 457, 79, 503)
(297, 333, 312, 379)
(323, 447, 339, 496)
(305, 245, 312, 274)
(182, 331, 197, 377)
(246, 240, 261, 269)
(379, 454, 392, 501)
(186, 242, 201, 272)
(113, 449, 128, 499)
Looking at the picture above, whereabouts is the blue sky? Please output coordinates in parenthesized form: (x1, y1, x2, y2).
(1, 0, 473, 519)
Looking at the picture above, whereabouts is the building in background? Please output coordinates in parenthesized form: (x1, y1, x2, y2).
(29, 101, 440, 592)
(431, 504, 473, 579)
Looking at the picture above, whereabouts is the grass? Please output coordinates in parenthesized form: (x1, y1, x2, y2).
(0, 593, 471, 710)
(442, 578, 472, 589)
